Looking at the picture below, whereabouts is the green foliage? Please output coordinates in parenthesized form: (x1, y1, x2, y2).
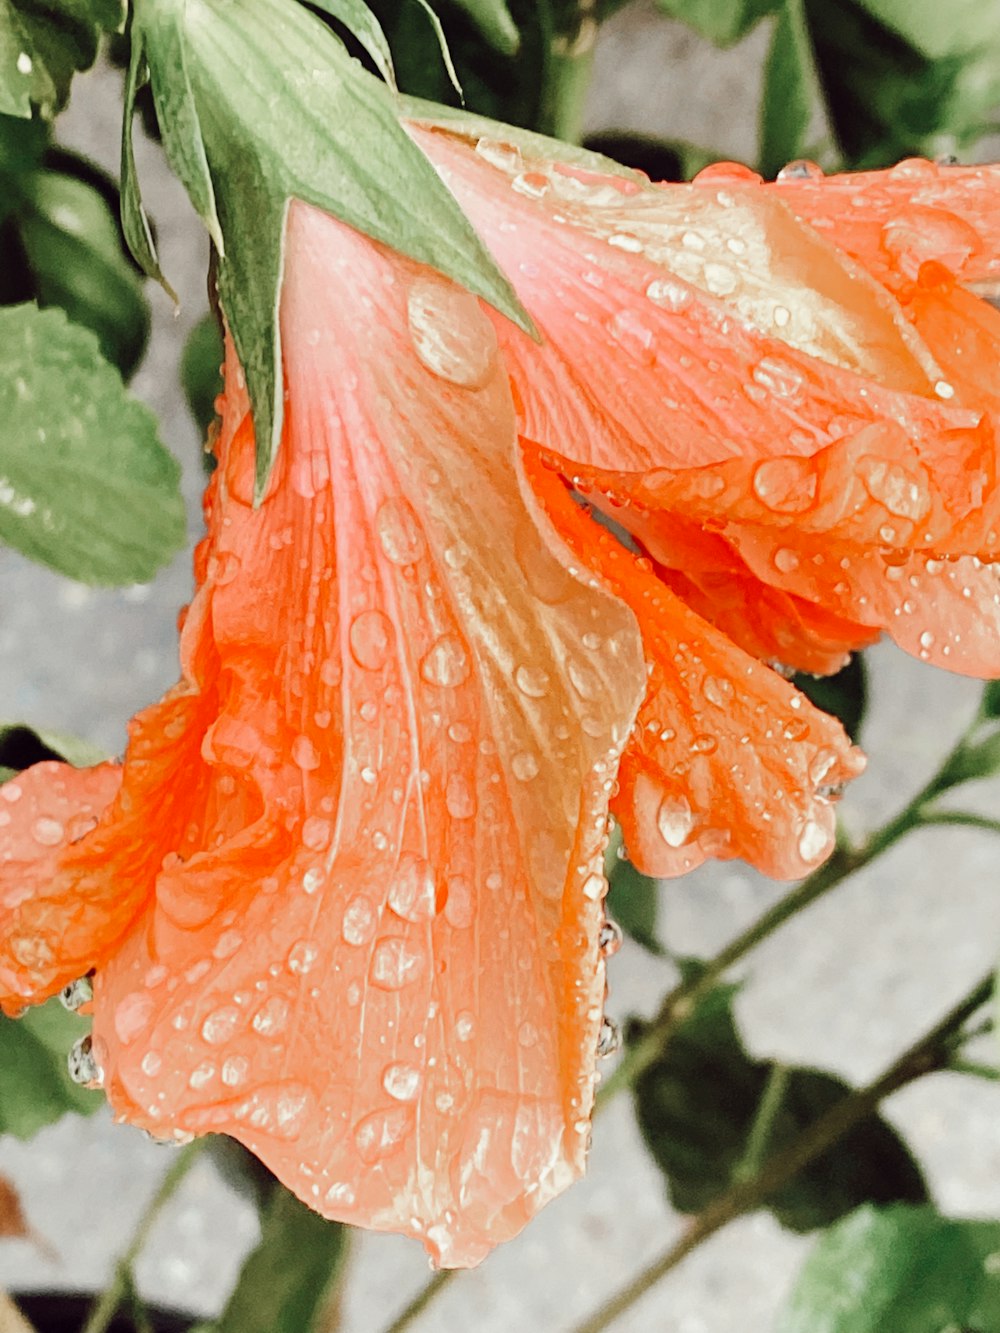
(0, 303, 185, 583)
(181, 311, 224, 433)
(207, 1187, 349, 1333)
(652, 0, 778, 46)
(793, 655, 868, 744)
(606, 854, 663, 955)
(856, 0, 1000, 58)
(0, 0, 124, 119)
(128, 0, 531, 498)
(776, 1203, 1000, 1332)
(445, 0, 518, 54)
(0, 999, 101, 1137)
(758, 0, 817, 178)
(630, 974, 927, 1229)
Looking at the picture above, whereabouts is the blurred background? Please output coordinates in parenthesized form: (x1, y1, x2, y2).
(2, 2, 1000, 1329)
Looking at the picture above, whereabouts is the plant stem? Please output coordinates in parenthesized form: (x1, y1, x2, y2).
(917, 810, 1000, 837)
(382, 1271, 454, 1333)
(735, 1062, 790, 1183)
(82, 1138, 208, 1333)
(569, 972, 995, 1333)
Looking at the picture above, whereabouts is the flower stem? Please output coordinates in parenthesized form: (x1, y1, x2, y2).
(569, 972, 995, 1333)
(381, 1270, 454, 1333)
(82, 1138, 208, 1333)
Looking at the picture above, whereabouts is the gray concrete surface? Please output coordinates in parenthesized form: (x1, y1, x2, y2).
(2, 7, 1000, 1331)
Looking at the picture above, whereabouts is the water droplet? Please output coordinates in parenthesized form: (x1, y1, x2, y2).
(349, 609, 394, 671)
(325, 1180, 356, 1207)
(511, 171, 550, 198)
(408, 277, 498, 389)
(776, 159, 824, 180)
(141, 1051, 162, 1078)
(808, 748, 839, 786)
(474, 138, 523, 173)
(444, 875, 473, 929)
(388, 854, 437, 922)
(518, 1021, 538, 1048)
(599, 920, 623, 957)
(858, 458, 930, 521)
(773, 548, 800, 574)
(32, 816, 64, 847)
(114, 992, 155, 1045)
(703, 675, 734, 708)
(512, 751, 539, 782)
(371, 937, 425, 990)
(68, 1034, 102, 1086)
(188, 1061, 215, 1090)
(752, 457, 817, 513)
(376, 498, 425, 565)
(222, 1056, 249, 1087)
(455, 1010, 475, 1041)
(288, 940, 319, 975)
(691, 733, 717, 754)
(607, 232, 643, 253)
(445, 773, 476, 819)
(342, 896, 377, 946)
(607, 310, 656, 366)
(752, 357, 804, 399)
(596, 1017, 621, 1058)
(420, 635, 470, 688)
(515, 664, 550, 698)
(382, 1062, 422, 1101)
(302, 817, 331, 852)
(703, 261, 737, 296)
(798, 820, 833, 864)
(60, 976, 93, 1012)
(645, 277, 692, 312)
(252, 996, 290, 1037)
(657, 794, 695, 848)
(201, 1005, 241, 1045)
(354, 1106, 412, 1163)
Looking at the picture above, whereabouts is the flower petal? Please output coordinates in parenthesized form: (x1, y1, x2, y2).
(764, 158, 1000, 290)
(0, 761, 122, 1011)
(523, 449, 865, 881)
(84, 202, 644, 1266)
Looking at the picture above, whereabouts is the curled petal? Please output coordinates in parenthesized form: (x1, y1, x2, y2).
(81, 202, 644, 1266)
(523, 449, 865, 881)
(0, 761, 122, 1011)
(763, 158, 1000, 290)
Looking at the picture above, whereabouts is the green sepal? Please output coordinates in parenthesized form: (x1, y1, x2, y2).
(133, 0, 532, 501)
(307, 0, 396, 87)
(120, 25, 172, 295)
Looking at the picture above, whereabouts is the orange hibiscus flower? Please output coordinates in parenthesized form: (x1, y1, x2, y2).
(3, 127, 1000, 1265)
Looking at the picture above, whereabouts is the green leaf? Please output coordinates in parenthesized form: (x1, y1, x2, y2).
(0, 999, 100, 1137)
(0, 0, 124, 120)
(855, 0, 1000, 58)
(776, 1204, 1000, 1333)
(134, 0, 532, 500)
(0, 721, 105, 770)
(981, 679, 1000, 721)
(758, 0, 818, 178)
(652, 0, 779, 47)
(307, 0, 396, 87)
(181, 311, 224, 433)
(0, 303, 185, 584)
(792, 653, 867, 744)
(606, 854, 662, 954)
(17, 168, 150, 376)
(631, 978, 926, 1228)
(444, 0, 519, 55)
(120, 26, 171, 292)
(209, 1187, 349, 1333)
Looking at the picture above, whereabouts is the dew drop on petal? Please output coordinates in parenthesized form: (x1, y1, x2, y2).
(222, 1055, 249, 1087)
(752, 457, 817, 513)
(349, 610, 394, 671)
(252, 996, 290, 1037)
(388, 854, 438, 922)
(60, 976, 93, 1012)
(420, 635, 470, 688)
(515, 664, 550, 698)
(114, 992, 155, 1045)
(342, 896, 377, 946)
(201, 1005, 242, 1045)
(657, 794, 695, 848)
(375, 497, 425, 565)
(455, 1010, 475, 1041)
(371, 938, 425, 990)
(354, 1106, 412, 1163)
(798, 820, 833, 864)
(407, 277, 498, 389)
(302, 817, 332, 851)
(596, 1017, 622, 1058)
(32, 817, 64, 847)
(287, 940, 319, 975)
(511, 752, 540, 782)
(382, 1062, 422, 1102)
(444, 875, 473, 929)
(599, 920, 623, 957)
(68, 1035, 103, 1087)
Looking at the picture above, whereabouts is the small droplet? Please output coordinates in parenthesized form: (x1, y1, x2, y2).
(302, 816, 331, 851)
(773, 548, 800, 574)
(444, 876, 473, 930)
(511, 752, 539, 782)
(657, 794, 695, 848)
(382, 1062, 422, 1102)
(420, 635, 470, 688)
(455, 1011, 475, 1041)
(408, 277, 498, 389)
(596, 1017, 621, 1058)
(645, 277, 692, 312)
(349, 609, 394, 671)
(582, 872, 605, 902)
(388, 854, 438, 922)
(32, 817, 64, 847)
(342, 896, 377, 946)
(752, 457, 817, 513)
(201, 1005, 241, 1045)
(445, 773, 477, 819)
(222, 1056, 249, 1087)
(354, 1106, 412, 1163)
(515, 664, 550, 698)
(776, 159, 824, 180)
(798, 820, 833, 864)
(808, 748, 839, 786)
(371, 937, 425, 990)
(252, 996, 290, 1037)
(68, 1035, 102, 1087)
(607, 309, 656, 366)
(599, 920, 623, 957)
(287, 940, 319, 975)
(60, 975, 93, 1012)
(376, 498, 425, 565)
